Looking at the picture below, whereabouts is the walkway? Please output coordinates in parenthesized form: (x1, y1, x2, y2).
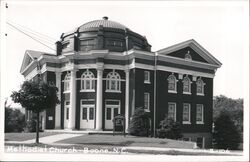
(5, 133, 83, 144)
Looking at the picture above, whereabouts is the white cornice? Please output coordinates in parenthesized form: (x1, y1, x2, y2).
(157, 54, 220, 70)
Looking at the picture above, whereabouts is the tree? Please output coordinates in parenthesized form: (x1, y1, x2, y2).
(157, 115, 182, 139)
(213, 95, 243, 132)
(128, 107, 151, 137)
(5, 107, 25, 133)
(11, 80, 60, 143)
(213, 111, 241, 150)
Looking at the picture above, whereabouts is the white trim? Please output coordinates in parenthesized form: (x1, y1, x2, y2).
(125, 69, 130, 131)
(80, 89, 95, 93)
(55, 72, 61, 128)
(197, 93, 205, 96)
(96, 68, 103, 130)
(105, 90, 122, 93)
(157, 65, 215, 78)
(182, 103, 191, 124)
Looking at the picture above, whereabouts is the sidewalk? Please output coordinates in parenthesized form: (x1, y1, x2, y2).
(5, 133, 83, 144)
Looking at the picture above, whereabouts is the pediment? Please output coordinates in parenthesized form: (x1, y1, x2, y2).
(20, 50, 44, 74)
(157, 39, 222, 67)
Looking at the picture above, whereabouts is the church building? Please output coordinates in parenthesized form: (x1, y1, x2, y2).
(20, 17, 221, 148)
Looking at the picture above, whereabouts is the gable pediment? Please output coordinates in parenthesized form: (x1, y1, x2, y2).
(20, 50, 44, 74)
(157, 39, 222, 67)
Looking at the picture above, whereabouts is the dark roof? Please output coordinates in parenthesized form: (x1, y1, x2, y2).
(79, 18, 128, 30)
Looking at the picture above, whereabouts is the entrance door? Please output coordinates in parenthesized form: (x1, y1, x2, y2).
(64, 101, 70, 128)
(105, 106, 120, 129)
(80, 105, 95, 129)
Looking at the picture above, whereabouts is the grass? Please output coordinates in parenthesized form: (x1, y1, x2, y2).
(5, 132, 59, 141)
(56, 134, 195, 149)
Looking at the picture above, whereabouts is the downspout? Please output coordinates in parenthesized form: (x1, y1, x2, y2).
(153, 52, 157, 137)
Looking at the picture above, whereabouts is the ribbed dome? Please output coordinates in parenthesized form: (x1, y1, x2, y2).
(79, 17, 128, 30)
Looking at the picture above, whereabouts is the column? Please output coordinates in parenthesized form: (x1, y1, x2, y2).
(125, 69, 130, 131)
(96, 66, 103, 130)
(55, 72, 61, 129)
(68, 69, 77, 129)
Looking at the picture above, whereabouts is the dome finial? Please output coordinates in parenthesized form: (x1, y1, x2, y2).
(103, 16, 108, 20)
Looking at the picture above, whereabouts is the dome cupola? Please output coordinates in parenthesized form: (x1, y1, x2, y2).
(56, 17, 151, 55)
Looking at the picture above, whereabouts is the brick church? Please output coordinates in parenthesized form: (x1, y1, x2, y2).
(20, 17, 221, 148)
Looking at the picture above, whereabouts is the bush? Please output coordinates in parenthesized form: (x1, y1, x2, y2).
(213, 111, 241, 150)
(157, 115, 182, 139)
(128, 107, 150, 136)
(5, 107, 25, 132)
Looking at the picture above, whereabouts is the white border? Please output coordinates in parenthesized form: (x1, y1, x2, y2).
(1, 0, 249, 161)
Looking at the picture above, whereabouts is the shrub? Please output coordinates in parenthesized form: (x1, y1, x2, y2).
(213, 111, 241, 150)
(157, 115, 182, 139)
(128, 107, 150, 136)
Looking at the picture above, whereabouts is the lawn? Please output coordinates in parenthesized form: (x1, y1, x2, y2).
(5, 132, 59, 141)
(56, 134, 195, 149)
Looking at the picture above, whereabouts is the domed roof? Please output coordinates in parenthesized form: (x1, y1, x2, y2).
(78, 16, 128, 31)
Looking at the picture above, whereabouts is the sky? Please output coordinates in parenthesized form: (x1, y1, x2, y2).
(1, 0, 249, 107)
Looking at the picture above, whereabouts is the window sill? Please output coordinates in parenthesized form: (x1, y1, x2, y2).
(63, 91, 70, 94)
(80, 90, 95, 93)
(144, 109, 150, 112)
(183, 92, 191, 95)
(144, 81, 151, 84)
(168, 90, 177, 94)
(197, 93, 205, 96)
(196, 122, 204, 124)
(105, 90, 121, 93)
(182, 121, 191, 124)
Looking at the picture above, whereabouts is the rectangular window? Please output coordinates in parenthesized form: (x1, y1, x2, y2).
(144, 71, 150, 83)
(114, 108, 119, 118)
(168, 102, 176, 121)
(183, 137, 191, 141)
(89, 107, 94, 120)
(82, 108, 87, 120)
(196, 137, 204, 148)
(65, 101, 70, 120)
(144, 93, 150, 110)
(183, 103, 191, 124)
(66, 108, 69, 120)
(106, 108, 111, 120)
(196, 104, 204, 124)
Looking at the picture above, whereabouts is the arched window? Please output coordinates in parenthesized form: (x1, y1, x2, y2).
(64, 73, 71, 93)
(106, 71, 121, 92)
(183, 75, 191, 94)
(168, 74, 177, 93)
(196, 78, 205, 95)
(81, 70, 95, 91)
